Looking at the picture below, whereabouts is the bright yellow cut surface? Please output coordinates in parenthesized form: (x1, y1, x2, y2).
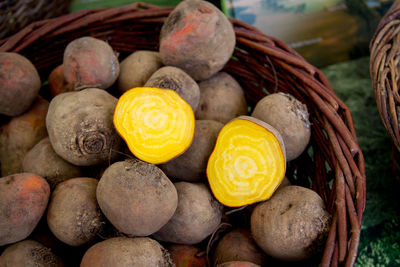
(207, 118, 285, 207)
(114, 87, 195, 164)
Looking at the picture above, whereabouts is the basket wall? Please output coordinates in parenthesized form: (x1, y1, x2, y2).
(370, 0, 400, 152)
(0, 3, 366, 266)
(0, 0, 71, 39)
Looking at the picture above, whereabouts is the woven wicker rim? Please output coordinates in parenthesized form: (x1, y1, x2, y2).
(0, 3, 366, 266)
(370, 0, 400, 152)
(0, 0, 71, 39)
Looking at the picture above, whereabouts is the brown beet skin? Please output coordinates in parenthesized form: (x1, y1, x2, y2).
(63, 37, 119, 90)
(80, 237, 173, 267)
(217, 261, 261, 267)
(0, 240, 64, 267)
(159, 0, 235, 81)
(48, 65, 74, 98)
(213, 228, 268, 266)
(47, 178, 105, 247)
(159, 120, 223, 182)
(0, 97, 49, 176)
(96, 160, 178, 236)
(0, 173, 50, 246)
(46, 88, 122, 166)
(0, 52, 41, 116)
(167, 244, 207, 267)
(23, 137, 83, 189)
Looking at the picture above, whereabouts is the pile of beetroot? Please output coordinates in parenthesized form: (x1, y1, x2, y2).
(0, 1, 331, 266)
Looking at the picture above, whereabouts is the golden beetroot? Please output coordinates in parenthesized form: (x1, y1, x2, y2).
(207, 116, 286, 207)
(113, 87, 195, 164)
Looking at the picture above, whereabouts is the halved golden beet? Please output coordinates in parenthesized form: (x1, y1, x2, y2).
(207, 116, 286, 207)
(113, 87, 195, 164)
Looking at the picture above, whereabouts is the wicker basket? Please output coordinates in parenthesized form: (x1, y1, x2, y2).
(370, 0, 400, 179)
(0, 0, 71, 39)
(370, 0, 400, 150)
(0, 3, 365, 266)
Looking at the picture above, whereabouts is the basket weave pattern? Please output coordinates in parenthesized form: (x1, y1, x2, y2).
(0, 3, 366, 266)
(370, 0, 400, 152)
(0, 0, 71, 39)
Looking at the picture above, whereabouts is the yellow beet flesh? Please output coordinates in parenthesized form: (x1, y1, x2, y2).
(113, 87, 195, 164)
(207, 117, 286, 207)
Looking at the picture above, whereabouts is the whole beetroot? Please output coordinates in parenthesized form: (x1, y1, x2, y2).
(47, 178, 105, 246)
(0, 52, 41, 116)
(63, 36, 119, 90)
(0, 173, 50, 246)
(145, 66, 200, 111)
(48, 65, 74, 97)
(46, 88, 122, 166)
(251, 93, 311, 161)
(195, 72, 248, 123)
(159, 0, 235, 81)
(217, 262, 261, 267)
(166, 244, 207, 267)
(80, 237, 173, 267)
(159, 120, 223, 182)
(212, 228, 268, 266)
(0, 240, 64, 267)
(118, 50, 163, 93)
(250, 186, 331, 261)
(153, 182, 223, 245)
(96, 159, 178, 236)
(22, 137, 83, 189)
(0, 97, 48, 176)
